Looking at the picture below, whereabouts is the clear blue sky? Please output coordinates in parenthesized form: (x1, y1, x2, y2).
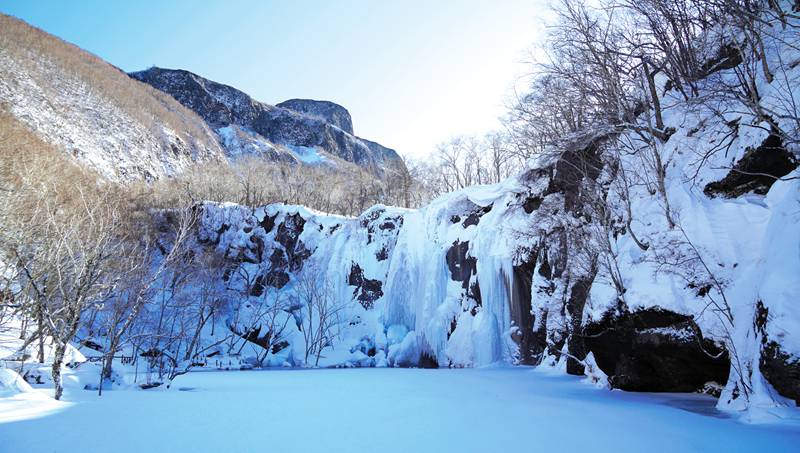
(1, 0, 549, 158)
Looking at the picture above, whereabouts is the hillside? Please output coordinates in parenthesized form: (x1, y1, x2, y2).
(0, 14, 225, 182)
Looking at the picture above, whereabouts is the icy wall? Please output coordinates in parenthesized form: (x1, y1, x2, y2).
(196, 92, 799, 408)
(191, 11, 800, 408)
(197, 175, 536, 369)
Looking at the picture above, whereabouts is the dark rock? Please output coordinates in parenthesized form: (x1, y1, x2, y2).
(565, 274, 595, 375)
(210, 223, 229, 245)
(266, 270, 290, 289)
(359, 279, 384, 309)
(418, 352, 439, 369)
(275, 214, 305, 250)
(249, 234, 265, 262)
(448, 317, 458, 340)
(269, 249, 288, 269)
(272, 340, 289, 354)
(468, 280, 482, 308)
(699, 43, 743, 78)
(272, 213, 312, 272)
(264, 248, 290, 289)
(755, 301, 800, 404)
(462, 205, 491, 228)
(276, 98, 354, 135)
(584, 308, 730, 392)
(761, 341, 800, 404)
(545, 132, 605, 213)
(260, 213, 277, 233)
(509, 247, 539, 364)
(229, 323, 274, 351)
(288, 242, 312, 272)
(379, 220, 396, 230)
(351, 336, 377, 358)
(80, 339, 104, 352)
(522, 196, 542, 214)
(348, 262, 384, 309)
(250, 275, 266, 297)
(445, 240, 476, 289)
(360, 208, 384, 228)
(704, 131, 797, 198)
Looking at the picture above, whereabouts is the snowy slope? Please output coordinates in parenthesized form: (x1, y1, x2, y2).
(0, 15, 225, 182)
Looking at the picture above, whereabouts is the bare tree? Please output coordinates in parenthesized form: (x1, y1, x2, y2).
(93, 207, 197, 395)
(294, 268, 346, 367)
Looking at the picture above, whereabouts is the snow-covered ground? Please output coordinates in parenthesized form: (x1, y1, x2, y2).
(1, 368, 798, 453)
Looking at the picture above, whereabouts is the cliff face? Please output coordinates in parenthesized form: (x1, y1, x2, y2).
(196, 116, 797, 405)
(188, 24, 800, 408)
(277, 99, 354, 135)
(130, 68, 406, 178)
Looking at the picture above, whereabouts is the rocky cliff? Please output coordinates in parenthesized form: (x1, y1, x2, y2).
(130, 68, 406, 178)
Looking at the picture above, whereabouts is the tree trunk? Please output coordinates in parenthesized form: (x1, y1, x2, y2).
(51, 342, 66, 401)
(643, 60, 664, 132)
(98, 335, 120, 396)
(37, 303, 45, 363)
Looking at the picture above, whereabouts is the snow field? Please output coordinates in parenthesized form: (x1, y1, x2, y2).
(1, 368, 798, 453)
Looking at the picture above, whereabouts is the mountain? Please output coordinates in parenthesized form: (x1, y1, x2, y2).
(276, 98, 354, 135)
(0, 14, 225, 182)
(129, 67, 407, 178)
(0, 14, 406, 183)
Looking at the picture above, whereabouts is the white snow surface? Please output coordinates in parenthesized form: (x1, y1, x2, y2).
(1, 368, 798, 453)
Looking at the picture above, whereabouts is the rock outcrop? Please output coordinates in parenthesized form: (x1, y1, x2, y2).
(130, 67, 406, 178)
(277, 99, 354, 135)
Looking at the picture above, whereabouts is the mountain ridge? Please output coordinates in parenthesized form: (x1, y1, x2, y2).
(129, 67, 406, 178)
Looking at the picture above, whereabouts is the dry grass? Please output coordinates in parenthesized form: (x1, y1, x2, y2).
(0, 108, 162, 254)
(0, 13, 220, 156)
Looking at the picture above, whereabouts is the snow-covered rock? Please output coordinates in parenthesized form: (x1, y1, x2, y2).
(0, 368, 33, 397)
(130, 67, 407, 178)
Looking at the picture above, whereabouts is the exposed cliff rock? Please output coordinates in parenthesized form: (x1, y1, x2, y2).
(186, 43, 800, 407)
(277, 99, 354, 135)
(584, 308, 730, 392)
(130, 67, 406, 177)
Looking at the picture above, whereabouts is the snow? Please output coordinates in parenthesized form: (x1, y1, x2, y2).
(1, 368, 798, 453)
(286, 144, 327, 165)
(0, 368, 33, 396)
(0, 41, 224, 182)
(216, 124, 280, 159)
